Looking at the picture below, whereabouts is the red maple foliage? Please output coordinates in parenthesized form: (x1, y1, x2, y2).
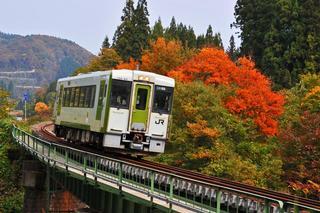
(168, 48, 284, 136)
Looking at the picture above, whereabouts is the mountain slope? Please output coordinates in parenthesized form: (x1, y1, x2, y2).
(0, 32, 93, 84)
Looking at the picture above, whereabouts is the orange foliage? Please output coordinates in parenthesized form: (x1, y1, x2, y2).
(169, 48, 237, 84)
(141, 37, 185, 75)
(34, 102, 49, 115)
(116, 57, 139, 70)
(168, 48, 284, 136)
(187, 119, 220, 138)
(192, 148, 212, 159)
(289, 180, 320, 198)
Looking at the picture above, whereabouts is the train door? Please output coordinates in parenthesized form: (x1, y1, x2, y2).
(130, 83, 152, 132)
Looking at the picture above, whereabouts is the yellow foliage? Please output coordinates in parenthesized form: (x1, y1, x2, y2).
(0, 89, 12, 119)
(302, 85, 320, 112)
(74, 48, 122, 75)
(187, 119, 219, 138)
(304, 85, 320, 99)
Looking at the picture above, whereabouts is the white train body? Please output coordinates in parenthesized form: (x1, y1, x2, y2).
(53, 70, 175, 154)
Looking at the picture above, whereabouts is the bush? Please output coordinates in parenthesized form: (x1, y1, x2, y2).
(0, 119, 24, 212)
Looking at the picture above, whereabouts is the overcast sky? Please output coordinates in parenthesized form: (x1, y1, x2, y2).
(0, 0, 239, 54)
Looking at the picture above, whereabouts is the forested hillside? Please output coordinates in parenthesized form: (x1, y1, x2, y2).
(0, 32, 93, 84)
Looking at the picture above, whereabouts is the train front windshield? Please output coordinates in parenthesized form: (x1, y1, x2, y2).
(153, 86, 173, 114)
(110, 80, 132, 109)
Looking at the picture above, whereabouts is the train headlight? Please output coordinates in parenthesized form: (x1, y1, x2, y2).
(138, 76, 150, 82)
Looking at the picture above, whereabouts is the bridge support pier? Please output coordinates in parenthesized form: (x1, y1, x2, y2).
(22, 160, 48, 213)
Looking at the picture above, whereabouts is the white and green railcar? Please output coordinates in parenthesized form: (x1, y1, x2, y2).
(53, 69, 175, 154)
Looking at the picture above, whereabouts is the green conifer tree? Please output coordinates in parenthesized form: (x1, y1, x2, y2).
(113, 0, 150, 61)
(234, 0, 320, 88)
(213, 32, 224, 49)
(112, 0, 135, 61)
(205, 25, 214, 45)
(196, 34, 206, 48)
(186, 26, 197, 48)
(102, 35, 110, 48)
(150, 18, 164, 40)
(131, 0, 150, 60)
(227, 35, 239, 61)
(165, 17, 177, 40)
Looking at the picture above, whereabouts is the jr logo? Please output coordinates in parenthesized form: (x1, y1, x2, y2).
(155, 119, 165, 125)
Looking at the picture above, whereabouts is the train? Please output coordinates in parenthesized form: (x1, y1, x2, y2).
(53, 69, 175, 155)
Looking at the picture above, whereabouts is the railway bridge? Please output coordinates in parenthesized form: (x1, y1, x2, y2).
(12, 124, 320, 213)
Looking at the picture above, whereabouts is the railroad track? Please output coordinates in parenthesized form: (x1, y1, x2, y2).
(34, 122, 320, 210)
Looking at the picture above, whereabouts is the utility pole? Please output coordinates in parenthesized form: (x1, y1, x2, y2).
(23, 92, 28, 120)
(24, 99, 27, 120)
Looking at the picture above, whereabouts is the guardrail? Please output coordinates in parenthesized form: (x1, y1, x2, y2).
(12, 126, 319, 213)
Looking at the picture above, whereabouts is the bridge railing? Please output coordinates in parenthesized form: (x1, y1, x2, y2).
(12, 126, 319, 213)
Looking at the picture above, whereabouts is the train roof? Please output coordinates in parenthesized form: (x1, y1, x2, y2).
(57, 69, 175, 87)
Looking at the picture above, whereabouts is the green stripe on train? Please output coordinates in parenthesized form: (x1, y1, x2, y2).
(96, 79, 106, 120)
(60, 121, 91, 131)
(101, 75, 112, 132)
(57, 84, 64, 116)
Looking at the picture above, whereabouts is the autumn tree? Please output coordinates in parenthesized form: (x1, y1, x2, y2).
(156, 81, 283, 188)
(140, 37, 189, 75)
(168, 48, 284, 136)
(302, 86, 320, 113)
(34, 102, 49, 116)
(280, 73, 320, 127)
(116, 57, 139, 70)
(280, 112, 320, 199)
(0, 89, 11, 120)
(74, 48, 122, 75)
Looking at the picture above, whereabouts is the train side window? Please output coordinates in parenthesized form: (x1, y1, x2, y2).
(136, 88, 148, 110)
(104, 83, 108, 96)
(110, 80, 131, 109)
(63, 88, 69, 107)
(70, 87, 75, 107)
(84, 87, 90, 108)
(153, 86, 173, 114)
(65, 88, 71, 107)
(90, 86, 96, 107)
(79, 87, 86, 107)
(63, 88, 67, 107)
(74, 87, 80, 107)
